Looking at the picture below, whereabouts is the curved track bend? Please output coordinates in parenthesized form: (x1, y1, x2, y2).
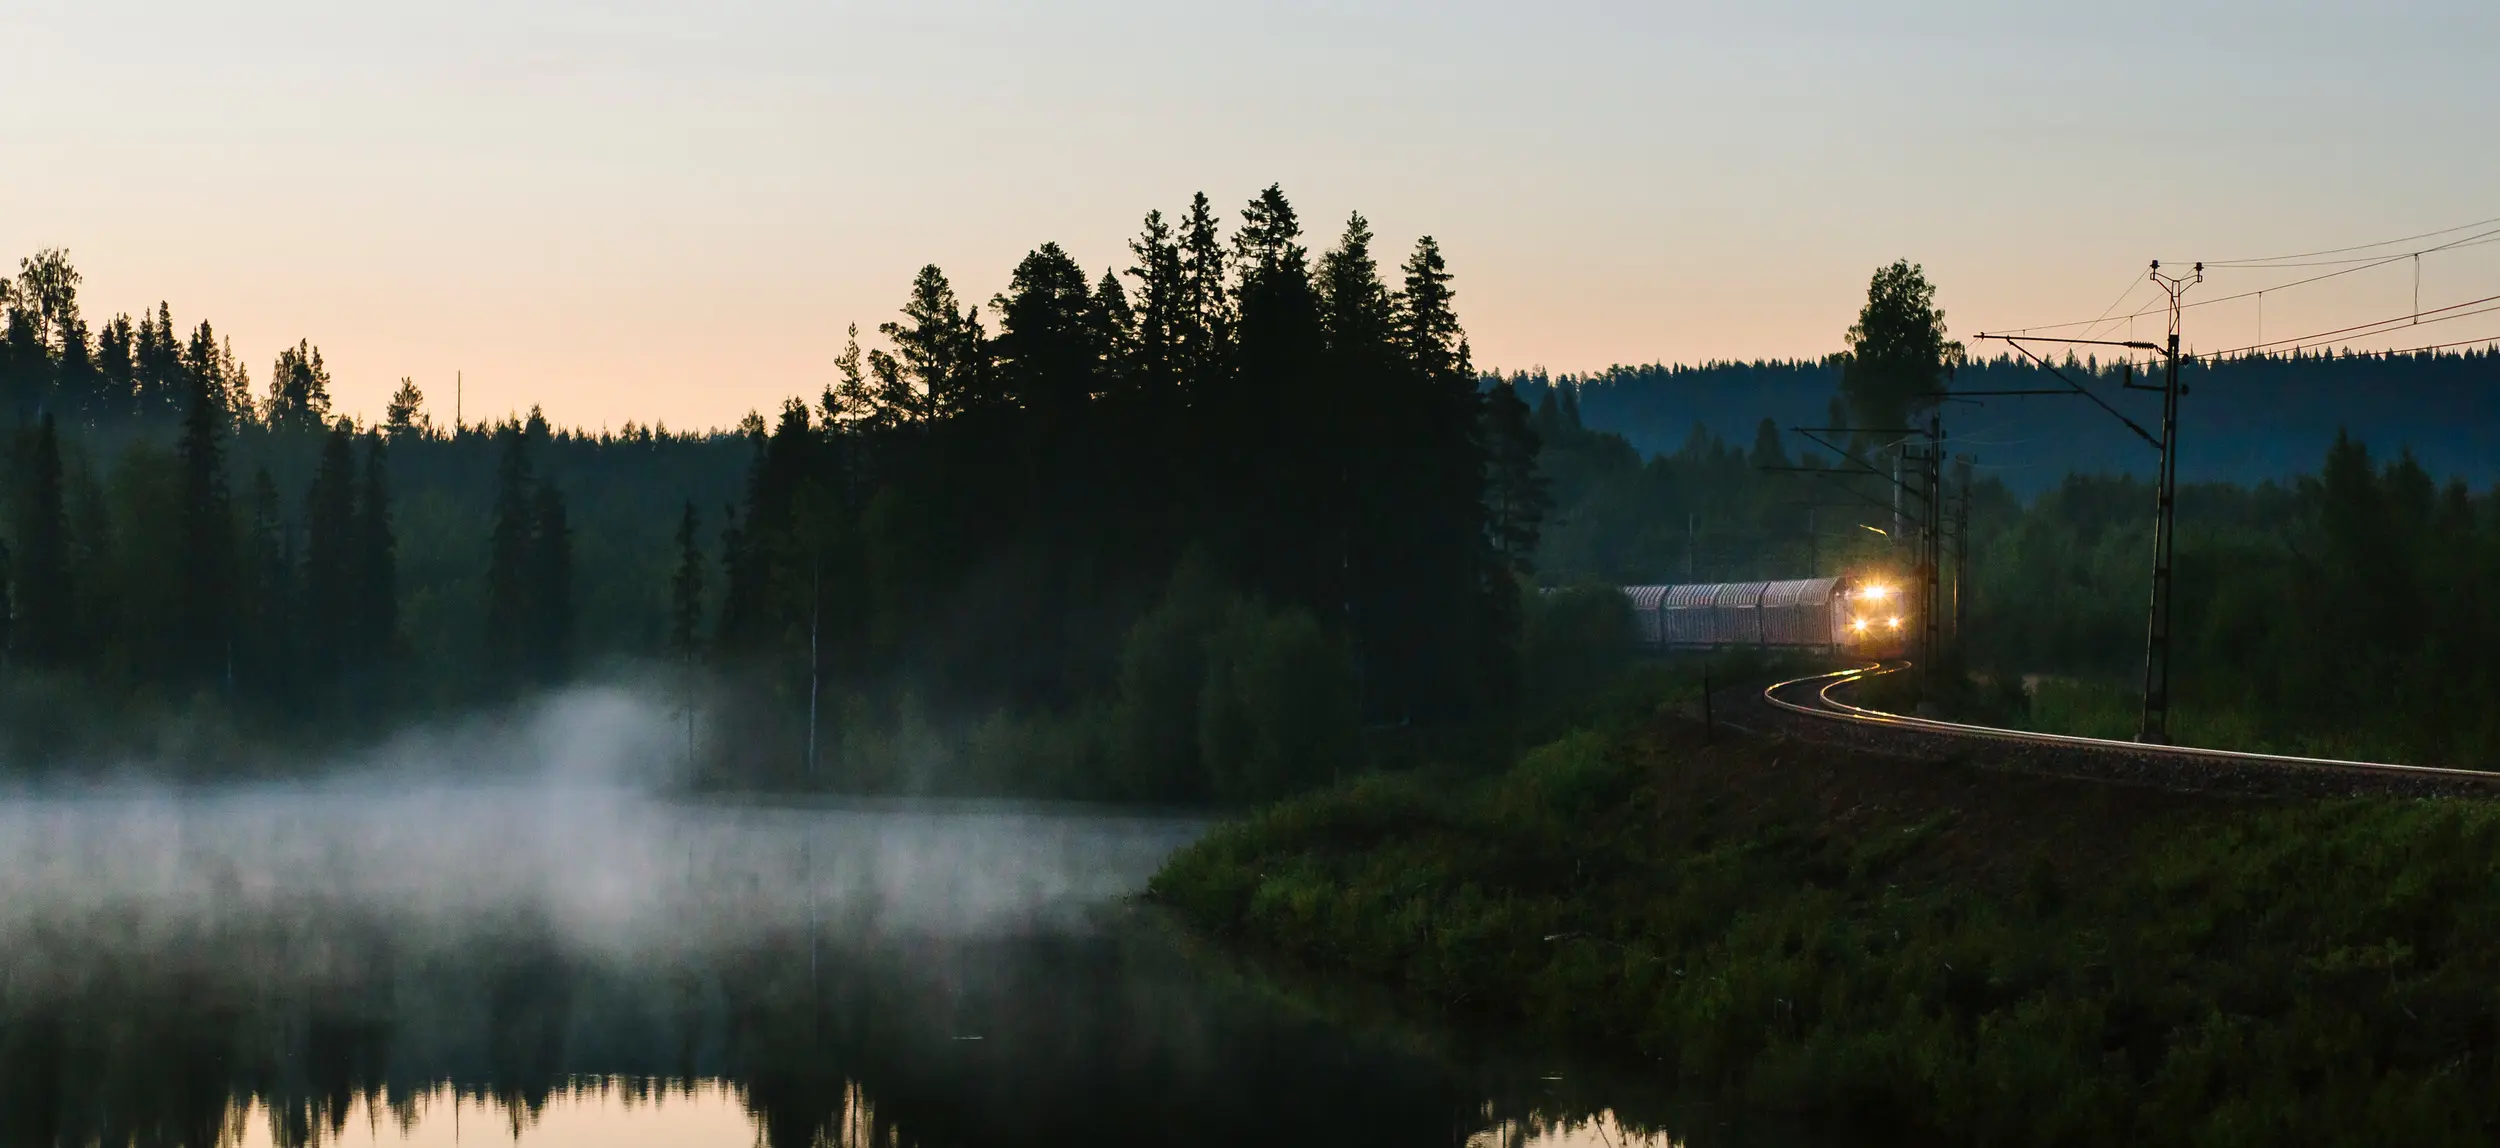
(1751, 662, 2500, 799)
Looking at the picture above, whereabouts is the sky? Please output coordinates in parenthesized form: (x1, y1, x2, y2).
(3, 0, 2495, 431)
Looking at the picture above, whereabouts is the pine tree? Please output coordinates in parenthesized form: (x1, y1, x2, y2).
(384, 379, 427, 442)
(265, 340, 334, 432)
(880, 266, 987, 418)
(13, 415, 75, 667)
(991, 243, 1099, 415)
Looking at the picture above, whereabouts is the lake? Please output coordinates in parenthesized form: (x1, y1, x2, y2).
(0, 782, 1819, 1147)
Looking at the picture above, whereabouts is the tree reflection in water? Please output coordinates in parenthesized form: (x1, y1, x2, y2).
(0, 793, 1753, 1148)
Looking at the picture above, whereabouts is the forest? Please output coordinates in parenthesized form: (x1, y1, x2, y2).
(0, 187, 1550, 799)
(8, 226, 2498, 787)
(1528, 345, 2500, 493)
(1500, 338, 2500, 766)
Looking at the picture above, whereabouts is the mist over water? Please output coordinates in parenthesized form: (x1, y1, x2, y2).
(0, 685, 1199, 956)
(0, 687, 1755, 1147)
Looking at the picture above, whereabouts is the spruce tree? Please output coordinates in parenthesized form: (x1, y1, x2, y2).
(1482, 380, 1548, 573)
(1, 302, 45, 420)
(174, 349, 233, 683)
(182, 322, 226, 418)
(530, 482, 572, 683)
(241, 467, 294, 703)
(1089, 268, 1136, 385)
(1397, 234, 1505, 715)
(356, 433, 397, 665)
(94, 315, 134, 418)
(1124, 210, 1187, 395)
(1223, 185, 1326, 607)
(13, 415, 74, 667)
(670, 501, 704, 660)
(1177, 191, 1235, 377)
(55, 318, 97, 424)
(135, 303, 181, 419)
(299, 422, 359, 684)
(483, 423, 537, 690)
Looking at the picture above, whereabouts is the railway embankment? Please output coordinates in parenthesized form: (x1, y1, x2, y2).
(1151, 695, 2500, 1144)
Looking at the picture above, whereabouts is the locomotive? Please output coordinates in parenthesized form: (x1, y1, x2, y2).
(1618, 575, 1906, 652)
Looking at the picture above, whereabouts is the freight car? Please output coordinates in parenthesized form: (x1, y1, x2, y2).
(1618, 576, 1904, 651)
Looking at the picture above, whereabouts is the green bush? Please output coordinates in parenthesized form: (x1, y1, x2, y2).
(1155, 716, 2500, 1145)
(1200, 601, 1362, 802)
(1521, 586, 1635, 712)
(1106, 557, 1233, 799)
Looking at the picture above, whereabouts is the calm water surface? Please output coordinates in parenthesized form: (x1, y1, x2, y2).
(0, 784, 1821, 1147)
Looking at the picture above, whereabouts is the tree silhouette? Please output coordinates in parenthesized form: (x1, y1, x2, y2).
(174, 346, 233, 684)
(13, 415, 75, 666)
(1841, 259, 1961, 435)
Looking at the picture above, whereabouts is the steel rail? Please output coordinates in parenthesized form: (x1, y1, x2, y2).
(1762, 662, 2500, 783)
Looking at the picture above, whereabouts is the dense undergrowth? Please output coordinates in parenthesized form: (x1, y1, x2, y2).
(1151, 692, 2500, 1145)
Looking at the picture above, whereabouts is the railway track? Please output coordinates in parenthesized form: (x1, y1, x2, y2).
(1750, 662, 2500, 799)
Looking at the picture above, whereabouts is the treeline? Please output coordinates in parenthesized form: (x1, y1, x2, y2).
(0, 187, 1554, 797)
(0, 250, 751, 760)
(1507, 345, 2500, 493)
(702, 187, 1547, 799)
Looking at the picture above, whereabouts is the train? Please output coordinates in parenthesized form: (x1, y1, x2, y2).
(1618, 575, 1906, 652)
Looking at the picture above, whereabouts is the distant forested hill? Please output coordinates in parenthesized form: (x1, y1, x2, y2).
(1498, 347, 2500, 493)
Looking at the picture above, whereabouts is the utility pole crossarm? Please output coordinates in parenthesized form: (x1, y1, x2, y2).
(1971, 333, 2163, 352)
(1980, 336, 2166, 451)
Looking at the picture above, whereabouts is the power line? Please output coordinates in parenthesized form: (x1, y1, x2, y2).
(1991, 223, 2500, 336)
(2189, 292, 2500, 361)
(2075, 269, 2156, 342)
(2185, 232, 2500, 270)
(2320, 332, 2500, 358)
(2199, 212, 2500, 267)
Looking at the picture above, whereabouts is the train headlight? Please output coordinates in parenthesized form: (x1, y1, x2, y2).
(1849, 617, 1868, 633)
(1860, 583, 1892, 601)
(1886, 616, 1902, 629)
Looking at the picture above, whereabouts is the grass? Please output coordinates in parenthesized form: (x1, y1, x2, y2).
(1151, 697, 2500, 1145)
